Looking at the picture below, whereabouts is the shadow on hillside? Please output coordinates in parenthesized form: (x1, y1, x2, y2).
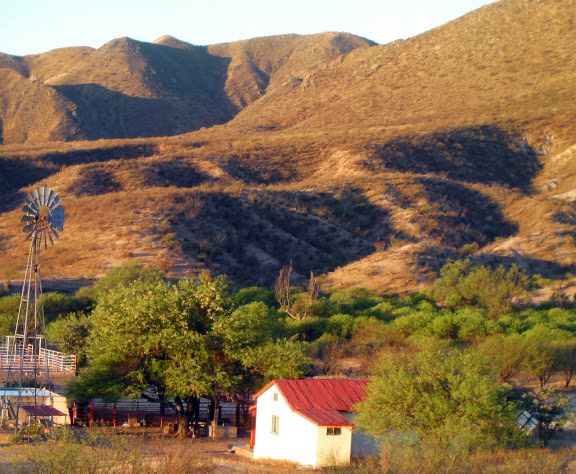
(222, 156, 300, 184)
(143, 161, 210, 188)
(43, 144, 157, 166)
(55, 83, 238, 140)
(552, 203, 576, 226)
(0, 157, 54, 211)
(68, 167, 123, 196)
(53, 46, 238, 140)
(64, 160, 211, 197)
(418, 177, 518, 247)
(170, 187, 402, 286)
(365, 126, 542, 193)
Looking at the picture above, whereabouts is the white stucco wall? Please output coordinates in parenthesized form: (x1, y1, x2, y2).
(316, 424, 352, 467)
(253, 384, 371, 468)
(253, 385, 319, 467)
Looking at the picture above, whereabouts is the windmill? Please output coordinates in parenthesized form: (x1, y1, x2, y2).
(1, 186, 65, 426)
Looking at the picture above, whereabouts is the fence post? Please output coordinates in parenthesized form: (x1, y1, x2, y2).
(89, 401, 94, 428)
(113, 402, 117, 428)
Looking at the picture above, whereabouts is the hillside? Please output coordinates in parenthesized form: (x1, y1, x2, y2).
(0, 0, 575, 294)
(0, 33, 374, 144)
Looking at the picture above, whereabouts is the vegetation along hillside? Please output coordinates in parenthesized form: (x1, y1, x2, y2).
(0, 0, 575, 296)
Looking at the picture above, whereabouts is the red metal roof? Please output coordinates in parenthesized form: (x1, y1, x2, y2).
(254, 379, 370, 426)
(21, 405, 65, 417)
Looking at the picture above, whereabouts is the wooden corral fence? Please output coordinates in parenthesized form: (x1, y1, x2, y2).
(0, 346, 76, 372)
(68, 397, 253, 430)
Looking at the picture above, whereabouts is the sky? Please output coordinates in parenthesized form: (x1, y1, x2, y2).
(1, 0, 496, 56)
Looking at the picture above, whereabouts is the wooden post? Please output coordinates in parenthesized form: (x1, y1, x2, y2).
(89, 401, 94, 428)
(249, 405, 256, 449)
(113, 402, 117, 428)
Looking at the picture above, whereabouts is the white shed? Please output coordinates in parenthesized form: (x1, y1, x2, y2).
(251, 379, 378, 469)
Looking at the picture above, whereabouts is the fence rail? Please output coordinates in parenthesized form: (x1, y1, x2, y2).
(0, 346, 76, 372)
(68, 397, 252, 430)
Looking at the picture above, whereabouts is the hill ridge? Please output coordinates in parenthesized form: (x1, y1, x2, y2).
(0, 0, 575, 293)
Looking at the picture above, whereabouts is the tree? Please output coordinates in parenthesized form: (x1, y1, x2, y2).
(355, 347, 519, 454)
(0, 294, 20, 335)
(522, 387, 573, 447)
(46, 312, 91, 367)
(521, 326, 572, 387)
(75, 262, 165, 302)
(275, 260, 319, 320)
(477, 334, 532, 383)
(554, 340, 576, 387)
(309, 335, 347, 376)
(68, 278, 199, 437)
(430, 259, 529, 317)
(69, 275, 310, 438)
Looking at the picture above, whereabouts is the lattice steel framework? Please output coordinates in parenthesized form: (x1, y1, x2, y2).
(1, 187, 64, 426)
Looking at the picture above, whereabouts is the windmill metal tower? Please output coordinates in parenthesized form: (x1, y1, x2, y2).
(1, 186, 64, 426)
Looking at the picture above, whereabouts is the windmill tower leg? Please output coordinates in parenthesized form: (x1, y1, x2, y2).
(1, 187, 64, 428)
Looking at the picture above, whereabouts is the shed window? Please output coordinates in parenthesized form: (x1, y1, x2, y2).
(273, 393, 278, 401)
(271, 415, 280, 434)
(327, 427, 342, 436)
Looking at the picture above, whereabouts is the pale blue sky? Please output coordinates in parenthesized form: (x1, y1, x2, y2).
(1, 0, 496, 56)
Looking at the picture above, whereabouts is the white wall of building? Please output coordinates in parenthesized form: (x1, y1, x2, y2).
(253, 384, 361, 468)
(316, 424, 352, 467)
(253, 385, 319, 467)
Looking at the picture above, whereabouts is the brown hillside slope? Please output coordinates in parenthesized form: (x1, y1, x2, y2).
(25, 47, 96, 82)
(225, 0, 576, 149)
(0, 0, 575, 294)
(0, 33, 373, 144)
(207, 33, 375, 108)
(0, 69, 81, 144)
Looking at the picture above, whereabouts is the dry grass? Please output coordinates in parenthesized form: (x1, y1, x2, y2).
(0, 427, 301, 473)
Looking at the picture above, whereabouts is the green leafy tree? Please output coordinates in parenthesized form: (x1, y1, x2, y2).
(70, 275, 235, 438)
(46, 312, 91, 367)
(522, 326, 573, 386)
(522, 342, 557, 387)
(234, 286, 278, 308)
(430, 259, 529, 317)
(69, 275, 309, 438)
(355, 347, 520, 455)
(554, 340, 576, 387)
(522, 387, 573, 447)
(0, 294, 20, 335)
(328, 287, 383, 314)
(477, 334, 532, 383)
(75, 262, 165, 302)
